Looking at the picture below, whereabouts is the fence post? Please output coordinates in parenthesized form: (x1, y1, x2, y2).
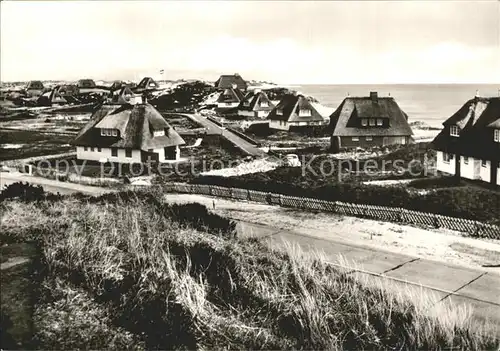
(433, 214, 439, 229)
(209, 185, 213, 196)
(247, 189, 251, 201)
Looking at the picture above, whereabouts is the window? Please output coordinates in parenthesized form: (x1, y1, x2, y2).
(443, 153, 454, 163)
(90, 147, 94, 152)
(101, 128, 118, 136)
(260, 102, 269, 107)
(376, 118, 383, 126)
(276, 109, 283, 116)
(352, 137, 359, 142)
(153, 130, 165, 137)
(361, 119, 368, 127)
(84, 147, 88, 151)
(101, 129, 106, 136)
(481, 159, 487, 168)
(125, 149, 132, 158)
(366, 136, 373, 141)
(494, 129, 500, 142)
(463, 156, 469, 164)
(369, 119, 376, 126)
(112, 129, 118, 137)
(111, 148, 118, 157)
(450, 125, 460, 137)
(97, 147, 101, 152)
(299, 109, 311, 117)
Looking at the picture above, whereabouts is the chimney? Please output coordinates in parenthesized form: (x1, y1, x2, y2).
(370, 91, 378, 102)
(475, 90, 480, 98)
(142, 93, 148, 104)
(347, 92, 350, 97)
(231, 83, 237, 89)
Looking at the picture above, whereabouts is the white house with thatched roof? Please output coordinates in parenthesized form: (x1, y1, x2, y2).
(432, 95, 500, 186)
(216, 85, 245, 109)
(238, 89, 275, 118)
(214, 73, 247, 90)
(72, 99, 185, 164)
(268, 93, 326, 130)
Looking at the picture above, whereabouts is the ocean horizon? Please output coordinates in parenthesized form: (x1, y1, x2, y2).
(295, 84, 500, 128)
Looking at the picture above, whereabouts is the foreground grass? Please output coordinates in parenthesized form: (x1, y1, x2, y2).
(1, 192, 499, 350)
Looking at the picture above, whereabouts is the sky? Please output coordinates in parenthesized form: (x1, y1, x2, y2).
(1, 1, 499, 84)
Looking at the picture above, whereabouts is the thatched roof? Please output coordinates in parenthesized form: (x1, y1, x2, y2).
(268, 93, 324, 123)
(239, 90, 274, 112)
(25, 81, 44, 90)
(107, 86, 136, 104)
(432, 97, 500, 159)
(77, 79, 97, 88)
(37, 88, 67, 106)
(329, 94, 413, 137)
(214, 74, 247, 90)
(217, 87, 245, 103)
(72, 103, 185, 150)
(135, 77, 159, 91)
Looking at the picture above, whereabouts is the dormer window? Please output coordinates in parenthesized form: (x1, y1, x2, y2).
(376, 118, 383, 126)
(369, 119, 376, 126)
(494, 129, 500, 142)
(101, 128, 118, 137)
(299, 109, 311, 117)
(361, 119, 368, 127)
(260, 101, 269, 107)
(450, 125, 460, 137)
(276, 109, 283, 116)
(153, 130, 165, 137)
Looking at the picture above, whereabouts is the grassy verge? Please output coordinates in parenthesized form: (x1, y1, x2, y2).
(1, 189, 498, 349)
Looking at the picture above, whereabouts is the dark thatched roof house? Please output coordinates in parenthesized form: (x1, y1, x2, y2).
(328, 92, 413, 151)
(24, 80, 45, 97)
(37, 87, 67, 107)
(71, 101, 185, 164)
(432, 95, 500, 186)
(77, 78, 108, 96)
(134, 77, 160, 93)
(216, 85, 245, 109)
(237, 89, 275, 118)
(107, 86, 141, 105)
(268, 93, 325, 131)
(77, 79, 96, 89)
(214, 73, 247, 91)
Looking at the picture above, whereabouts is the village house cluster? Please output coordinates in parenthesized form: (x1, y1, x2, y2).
(62, 73, 500, 187)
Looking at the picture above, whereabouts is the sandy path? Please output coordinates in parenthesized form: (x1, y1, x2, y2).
(164, 193, 500, 273)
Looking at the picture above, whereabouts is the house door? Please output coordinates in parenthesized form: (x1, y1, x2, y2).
(164, 146, 176, 160)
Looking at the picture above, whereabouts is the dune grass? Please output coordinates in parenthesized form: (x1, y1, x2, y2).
(1, 191, 499, 350)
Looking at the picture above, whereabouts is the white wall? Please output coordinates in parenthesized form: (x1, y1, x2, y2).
(269, 120, 289, 131)
(256, 110, 269, 118)
(436, 151, 455, 175)
(76, 146, 141, 163)
(218, 102, 239, 108)
(479, 159, 491, 183)
(238, 110, 255, 117)
(497, 162, 500, 185)
(460, 156, 475, 180)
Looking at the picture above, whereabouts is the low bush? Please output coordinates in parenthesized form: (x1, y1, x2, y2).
(192, 176, 500, 225)
(0, 182, 62, 202)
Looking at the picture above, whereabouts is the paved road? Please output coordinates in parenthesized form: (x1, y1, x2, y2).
(183, 113, 266, 157)
(1, 172, 499, 330)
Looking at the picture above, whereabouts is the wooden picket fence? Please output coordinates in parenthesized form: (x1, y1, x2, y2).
(163, 183, 500, 239)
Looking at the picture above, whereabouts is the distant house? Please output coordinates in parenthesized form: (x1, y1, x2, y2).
(107, 86, 141, 105)
(77, 79, 97, 89)
(57, 84, 79, 96)
(72, 100, 185, 164)
(77, 79, 108, 96)
(37, 88, 67, 106)
(432, 96, 500, 186)
(237, 89, 275, 118)
(216, 85, 245, 109)
(268, 93, 325, 131)
(134, 77, 159, 92)
(328, 92, 414, 151)
(24, 80, 45, 97)
(214, 73, 247, 91)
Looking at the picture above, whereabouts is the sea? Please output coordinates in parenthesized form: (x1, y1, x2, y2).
(296, 84, 500, 128)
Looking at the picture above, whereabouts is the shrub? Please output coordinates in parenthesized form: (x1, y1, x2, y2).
(0, 182, 62, 202)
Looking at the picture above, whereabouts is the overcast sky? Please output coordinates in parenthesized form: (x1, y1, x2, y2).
(1, 1, 499, 83)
